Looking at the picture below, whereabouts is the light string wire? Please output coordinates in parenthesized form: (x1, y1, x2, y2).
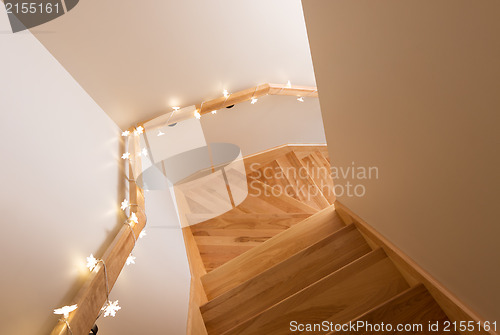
(125, 221, 137, 246)
(94, 258, 111, 320)
(216, 90, 231, 112)
(58, 318, 73, 335)
(160, 106, 179, 129)
(250, 85, 258, 102)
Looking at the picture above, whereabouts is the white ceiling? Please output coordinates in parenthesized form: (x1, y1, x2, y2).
(32, 0, 316, 129)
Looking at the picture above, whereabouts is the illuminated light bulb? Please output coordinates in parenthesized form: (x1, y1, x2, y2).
(102, 300, 121, 317)
(157, 130, 165, 137)
(54, 304, 78, 319)
(251, 98, 258, 104)
(211, 110, 217, 114)
(126, 254, 136, 266)
(121, 152, 131, 160)
(194, 110, 201, 119)
(172, 107, 180, 111)
(297, 97, 304, 102)
(133, 126, 144, 136)
(285, 80, 292, 88)
(129, 212, 138, 225)
(139, 230, 147, 239)
(121, 130, 130, 137)
(121, 199, 129, 211)
(223, 89, 230, 98)
(86, 254, 99, 271)
(141, 148, 148, 157)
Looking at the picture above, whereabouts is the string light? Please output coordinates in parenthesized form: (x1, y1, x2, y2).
(86, 254, 99, 271)
(194, 110, 201, 119)
(251, 98, 258, 104)
(157, 130, 165, 137)
(120, 199, 129, 211)
(133, 126, 144, 136)
(121, 131, 130, 137)
(126, 254, 136, 266)
(223, 89, 230, 98)
(121, 152, 131, 160)
(129, 212, 138, 225)
(172, 107, 180, 111)
(139, 230, 147, 239)
(54, 304, 78, 319)
(102, 300, 121, 317)
(285, 80, 292, 88)
(141, 148, 148, 157)
(212, 110, 217, 114)
(297, 97, 304, 102)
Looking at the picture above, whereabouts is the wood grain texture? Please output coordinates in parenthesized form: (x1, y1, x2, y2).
(248, 160, 300, 200)
(301, 151, 336, 204)
(243, 144, 328, 173)
(241, 178, 317, 214)
(201, 205, 345, 300)
(334, 200, 497, 335)
(186, 278, 209, 335)
(275, 151, 330, 210)
(328, 284, 455, 335)
(201, 224, 372, 334)
(183, 219, 209, 334)
(196, 83, 318, 116)
(222, 249, 410, 335)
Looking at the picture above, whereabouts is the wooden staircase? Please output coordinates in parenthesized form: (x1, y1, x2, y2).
(183, 144, 490, 335)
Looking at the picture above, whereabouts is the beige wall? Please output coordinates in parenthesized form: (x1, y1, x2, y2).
(303, 0, 500, 323)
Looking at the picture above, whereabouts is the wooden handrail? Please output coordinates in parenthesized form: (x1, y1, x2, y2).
(50, 131, 145, 335)
(196, 83, 317, 116)
(137, 83, 318, 128)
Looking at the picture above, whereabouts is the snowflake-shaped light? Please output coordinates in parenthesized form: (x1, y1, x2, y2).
(102, 300, 121, 317)
(194, 111, 201, 119)
(133, 126, 144, 136)
(172, 106, 180, 111)
(121, 130, 130, 137)
(223, 89, 230, 98)
(126, 254, 136, 266)
(54, 304, 78, 319)
(129, 212, 138, 225)
(121, 199, 129, 211)
(141, 148, 148, 157)
(86, 254, 99, 271)
(157, 130, 165, 137)
(285, 80, 292, 88)
(251, 98, 258, 104)
(211, 110, 217, 114)
(121, 152, 131, 160)
(297, 97, 304, 102)
(139, 230, 147, 239)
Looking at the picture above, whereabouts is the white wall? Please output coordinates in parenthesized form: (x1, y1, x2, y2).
(98, 190, 190, 335)
(201, 95, 326, 156)
(0, 11, 124, 335)
(303, 0, 500, 323)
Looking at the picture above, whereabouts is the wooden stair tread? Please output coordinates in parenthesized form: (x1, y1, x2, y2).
(189, 213, 311, 230)
(222, 249, 409, 335)
(191, 213, 311, 272)
(301, 151, 336, 204)
(247, 160, 301, 201)
(238, 179, 317, 214)
(243, 144, 329, 172)
(201, 205, 345, 299)
(328, 284, 455, 335)
(275, 151, 330, 210)
(201, 224, 372, 334)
